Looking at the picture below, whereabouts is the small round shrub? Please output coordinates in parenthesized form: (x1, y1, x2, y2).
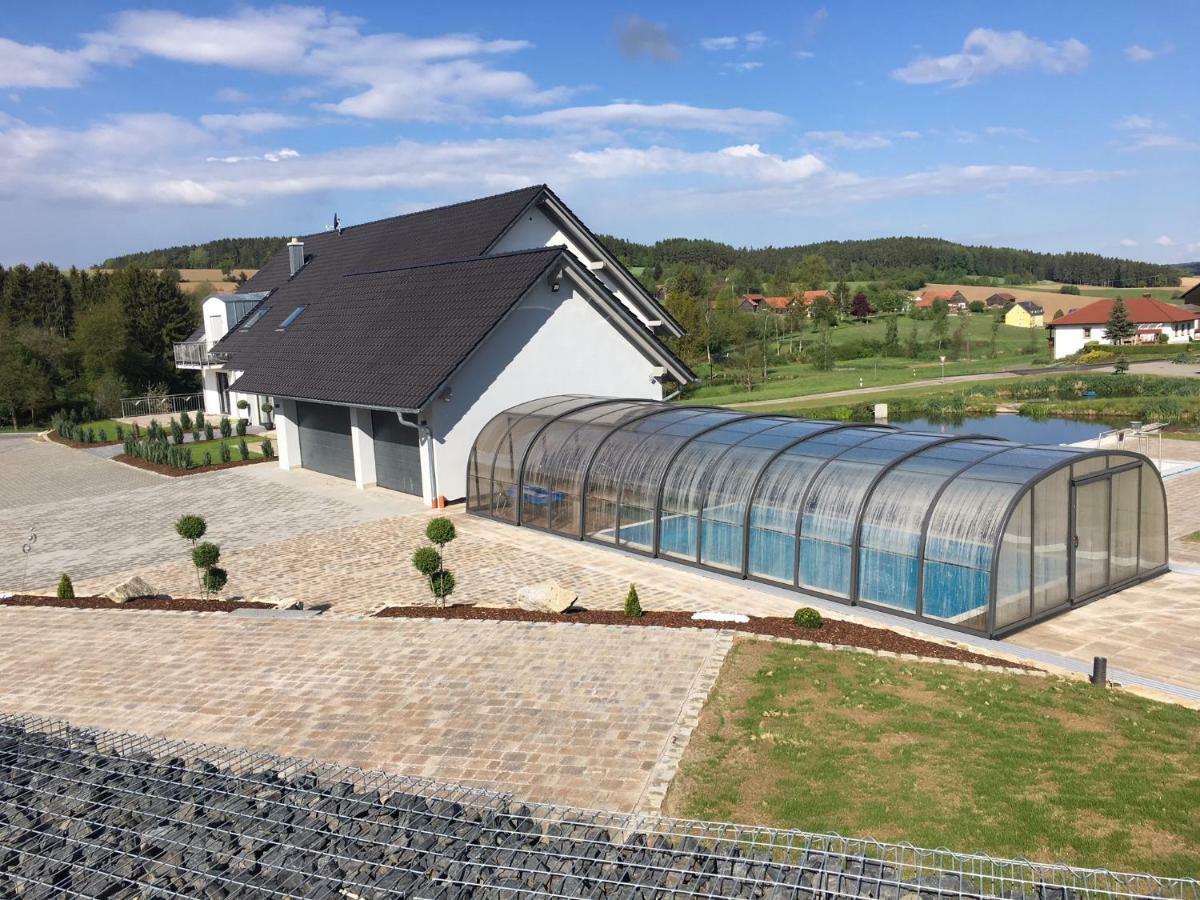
(793, 607, 823, 629)
(202, 566, 228, 594)
(624, 584, 643, 618)
(237, 399, 249, 410)
(412, 546, 441, 576)
(175, 514, 207, 543)
(425, 517, 456, 546)
(192, 542, 220, 569)
(56, 574, 75, 600)
(430, 570, 455, 601)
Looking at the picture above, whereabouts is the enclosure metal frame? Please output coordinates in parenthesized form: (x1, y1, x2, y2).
(467, 398, 1170, 638)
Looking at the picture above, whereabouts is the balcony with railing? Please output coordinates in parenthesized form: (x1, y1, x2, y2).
(172, 340, 211, 369)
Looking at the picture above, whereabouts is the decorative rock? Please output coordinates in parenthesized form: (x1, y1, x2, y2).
(104, 576, 157, 604)
(0, 592, 12, 600)
(515, 580, 577, 614)
(691, 611, 750, 624)
(249, 597, 304, 610)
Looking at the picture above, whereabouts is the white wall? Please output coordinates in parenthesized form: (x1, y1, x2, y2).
(1051, 321, 1197, 359)
(426, 277, 665, 502)
(276, 399, 301, 470)
(489, 205, 648, 327)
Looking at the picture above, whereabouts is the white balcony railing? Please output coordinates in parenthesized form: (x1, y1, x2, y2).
(173, 340, 210, 368)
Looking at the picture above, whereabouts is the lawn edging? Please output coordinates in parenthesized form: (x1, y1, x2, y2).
(112, 453, 270, 477)
(45, 429, 123, 449)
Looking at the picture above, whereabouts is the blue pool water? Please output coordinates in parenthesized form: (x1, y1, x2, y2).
(608, 514, 987, 624)
(891, 414, 1115, 445)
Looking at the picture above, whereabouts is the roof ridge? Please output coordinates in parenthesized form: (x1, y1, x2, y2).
(302, 184, 546, 240)
(343, 245, 562, 278)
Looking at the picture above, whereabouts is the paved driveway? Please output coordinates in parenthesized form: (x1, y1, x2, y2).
(0, 607, 730, 812)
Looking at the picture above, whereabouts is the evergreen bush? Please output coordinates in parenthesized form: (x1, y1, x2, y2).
(56, 574, 75, 600)
(236, 419, 247, 437)
(180, 411, 192, 431)
(191, 542, 220, 569)
(624, 584, 643, 618)
(203, 451, 213, 466)
(793, 607, 823, 629)
(219, 417, 232, 438)
(219, 443, 232, 463)
(115, 424, 124, 440)
(98, 428, 108, 442)
(260, 438, 274, 459)
(175, 514, 206, 543)
(204, 424, 214, 441)
(170, 418, 184, 445)
(412, 547, 441, 576)
(238, 439, 250, 461)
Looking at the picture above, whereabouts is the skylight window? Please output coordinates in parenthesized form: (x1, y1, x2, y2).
(240, 307, 270, 331)
(276, 306, 307, 330)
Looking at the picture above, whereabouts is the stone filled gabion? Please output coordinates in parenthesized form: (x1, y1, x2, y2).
(0, 721, 1182, 900)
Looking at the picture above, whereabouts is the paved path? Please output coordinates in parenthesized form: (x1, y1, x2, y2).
(0, 608, 730, 813)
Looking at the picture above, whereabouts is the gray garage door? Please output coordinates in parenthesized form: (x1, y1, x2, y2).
(296, 401, 354, 481)
(372, 411, 422, 495)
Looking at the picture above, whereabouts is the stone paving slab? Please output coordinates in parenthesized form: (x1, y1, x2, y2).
(0, 607, 731, 813)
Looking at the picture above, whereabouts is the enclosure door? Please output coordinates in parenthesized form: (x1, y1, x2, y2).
(1070, 478, 1110, 599)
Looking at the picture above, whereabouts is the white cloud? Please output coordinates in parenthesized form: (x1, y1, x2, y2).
(1125, 43, 1172, 62)
(200, 112, 306, 133)
(616, 15, 679, 62)
(726, 61, 763, 73)
(794, 50, 815, 60)
(1113, 114, 1162, 130)
(215, 87, 251, 104)
(72, 7, 565, 122)
(1155, 235, 1174, 247)
(804, 8, 829, 40)
(0, 38, 92, 88)
(892, 28, 1089, 86)
(206, 148, 301, 164)
(505, 102, 787, 134)
(804, 130, 893, 150)
(1120, 238, 1138, 247)
(701, 31, 768, 53)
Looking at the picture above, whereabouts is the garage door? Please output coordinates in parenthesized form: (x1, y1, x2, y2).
(296, 401, 354, 480)
(372, 411, 422, 495)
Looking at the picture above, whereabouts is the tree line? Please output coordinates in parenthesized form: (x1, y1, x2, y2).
(602, 234, 1182, 290)
(0, 263, 198, 428)
(102, 236, 287, 271)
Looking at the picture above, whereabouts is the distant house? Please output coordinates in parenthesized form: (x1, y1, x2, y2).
(1182, 281, 1200, 306)
(1046, 297, 1200, 359)
(739, 292, 765, 312)
(915, 289, 968, 311)
(1004, 300, 1044, 328)
(985, 291, 1016, 308)
(800, 289, 833, 306)
(762, 295, 797, 313)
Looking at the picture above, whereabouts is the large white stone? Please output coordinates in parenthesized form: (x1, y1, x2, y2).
(515, 580, 578, 614)
(104, 576, 156, 604)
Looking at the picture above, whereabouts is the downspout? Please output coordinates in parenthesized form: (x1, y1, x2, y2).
(399, 411, 438, 504)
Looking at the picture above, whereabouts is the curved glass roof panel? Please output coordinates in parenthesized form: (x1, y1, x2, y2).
(469, 397, 1170, 638)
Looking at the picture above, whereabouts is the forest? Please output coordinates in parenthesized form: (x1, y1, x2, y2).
(103, 236, 287, 271)
(600, 234, 1182, 290)
(0, 264, 198, 428)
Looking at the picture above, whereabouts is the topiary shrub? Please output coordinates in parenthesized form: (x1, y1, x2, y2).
(180, 411, 192, 432)
(56, 574, 75, 600)
(202, 566, 228, 597)
(624, 584, 643, 618)
(174, 514, 207, 544)
(204, 423, 214, 441)
(412, 546, 441, 576)
(236, 399, 249, 413)
(260, 438, 274, 459)
(426, 517, 456, 547)
(261, 401, 274, 426)
(238, 438, 250, 461)
(219, 417, 232, 439)
(793, 607, 823, 629)
(430, 570, 455, 602)
(191, 542, 220, 569)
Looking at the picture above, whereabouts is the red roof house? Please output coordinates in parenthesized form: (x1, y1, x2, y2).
(1047, 297, 1199, 328)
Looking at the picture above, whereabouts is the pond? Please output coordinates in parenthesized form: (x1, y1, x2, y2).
(890, 414, 1124, 446)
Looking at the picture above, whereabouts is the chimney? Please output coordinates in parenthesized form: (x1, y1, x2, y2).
(287, 238, 305, 277)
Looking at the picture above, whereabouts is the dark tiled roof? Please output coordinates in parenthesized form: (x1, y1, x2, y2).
(241, 185, 545, 295)
(227, 248, 563, 410)
(1015, 300, 1044, 314)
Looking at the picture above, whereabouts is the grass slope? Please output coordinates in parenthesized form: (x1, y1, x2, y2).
(666, 640, 1200, 876)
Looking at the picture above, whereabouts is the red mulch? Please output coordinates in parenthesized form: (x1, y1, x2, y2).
(46, 431, 122, 449)
(112, 454, 269, 476)
(1, 595, 274, 613)
(374, 606, 1029, 670)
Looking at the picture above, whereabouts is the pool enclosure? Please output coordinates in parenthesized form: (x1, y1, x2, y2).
(466, 396, 1169, 637)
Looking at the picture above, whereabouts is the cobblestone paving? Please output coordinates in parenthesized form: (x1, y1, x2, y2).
(2, 439, 419, 594)
(0, 608, 731, 812)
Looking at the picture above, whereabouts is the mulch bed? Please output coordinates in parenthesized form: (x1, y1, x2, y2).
(112, 454, 270, 477)
(46, 431, 122, 449)
(374, 606, 1030, 670)
(0, 595, 274, 613)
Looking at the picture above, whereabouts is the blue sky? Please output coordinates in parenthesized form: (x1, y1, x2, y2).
(0, 1, 1195, 267)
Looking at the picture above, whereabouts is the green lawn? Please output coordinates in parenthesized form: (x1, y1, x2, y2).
(179, 434, 264, 460)
(666, 640, 1200, 876)
(740, 377, 1027, 415)
(685, 314, 1045, 406)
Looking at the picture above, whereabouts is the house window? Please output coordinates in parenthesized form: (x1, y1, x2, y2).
(240, 307, 270, 331)
(1083, 327, 1092, 338)
(276, 306, 307, 330)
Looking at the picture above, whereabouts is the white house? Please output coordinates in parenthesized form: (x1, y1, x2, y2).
(173, 185, 694, 504)
(1046, 297, 1200, 359)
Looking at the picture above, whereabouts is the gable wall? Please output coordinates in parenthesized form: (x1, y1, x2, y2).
(425, 277, 664, 501)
